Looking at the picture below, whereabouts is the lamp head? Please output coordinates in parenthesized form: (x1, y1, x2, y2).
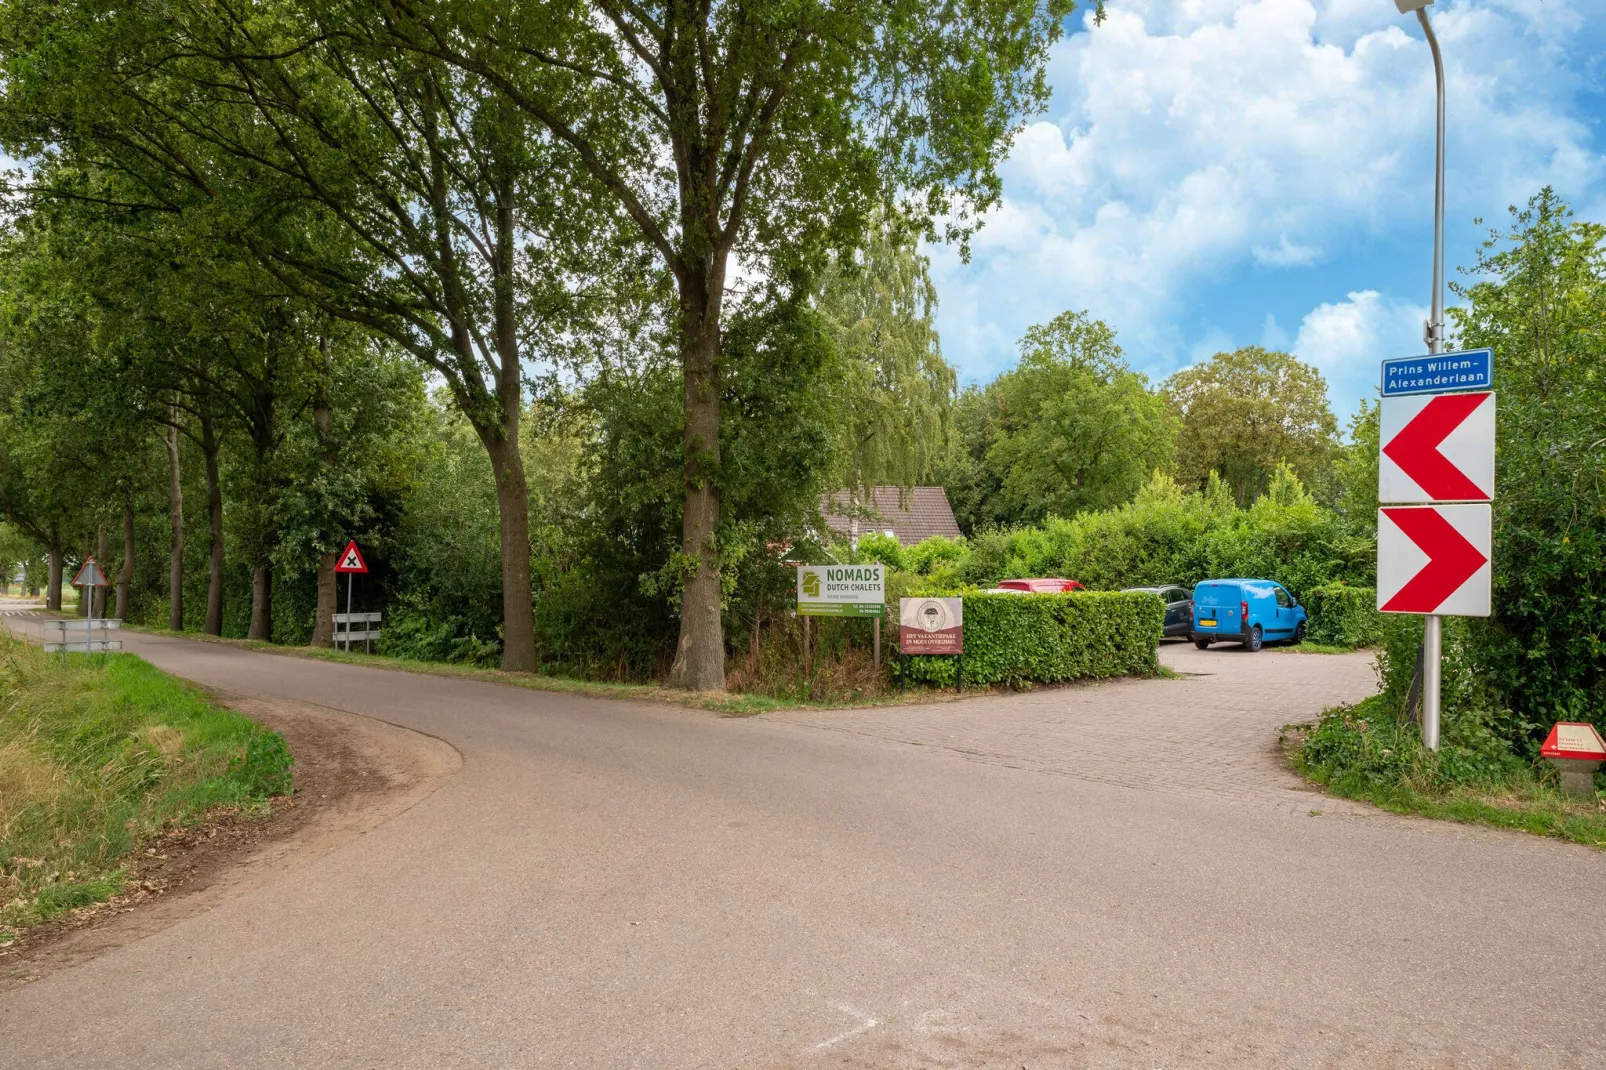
(1395, 0, 1434, 12)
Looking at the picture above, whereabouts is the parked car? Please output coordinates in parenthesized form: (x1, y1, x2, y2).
(1189, 579, 1306, 651)
(1123, 585, 1194, 638)
(989, 577, 1086, 594)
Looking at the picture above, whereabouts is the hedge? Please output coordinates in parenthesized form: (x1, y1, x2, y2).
(900, 590, 1163, 688)
(1304, 584, 1384, 649)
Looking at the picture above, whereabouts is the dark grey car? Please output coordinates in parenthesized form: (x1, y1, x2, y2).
(1125, 585, 1194, 638)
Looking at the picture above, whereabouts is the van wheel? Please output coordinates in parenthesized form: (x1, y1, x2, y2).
(1293, 622, 1307, 645)
(1193, 638, 1212, 650)
(1244, 625, 1263, 652)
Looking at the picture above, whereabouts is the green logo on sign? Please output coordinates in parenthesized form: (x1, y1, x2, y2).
(801, 571, 820, 597)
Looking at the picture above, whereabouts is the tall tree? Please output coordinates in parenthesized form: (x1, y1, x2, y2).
(967, 311, 1174, 525)
(377, 0, 1089, 688)
(1162, 347, 1339, 507)
(815, 216, 955, 520)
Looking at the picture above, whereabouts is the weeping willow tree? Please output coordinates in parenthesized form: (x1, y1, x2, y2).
(816, 217, 956, 530)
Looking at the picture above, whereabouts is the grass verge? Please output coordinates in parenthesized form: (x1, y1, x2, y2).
(129, 627, 1175, 713)
(1285, 641, 1370, 655)
(1287, 694, 1606, 848)
(0, 633, 292, 944)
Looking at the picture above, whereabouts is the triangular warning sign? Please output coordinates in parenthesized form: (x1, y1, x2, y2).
(72, 556, 109, 587)
(334, 540, 368, 574)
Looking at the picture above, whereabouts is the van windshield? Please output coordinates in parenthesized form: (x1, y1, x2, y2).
(1194, 582, 1242, 604)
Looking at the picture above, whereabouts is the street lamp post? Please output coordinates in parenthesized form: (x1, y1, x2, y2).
(1396, 0, 1446, 750)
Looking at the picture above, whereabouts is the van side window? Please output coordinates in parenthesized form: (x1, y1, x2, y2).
(1274, 587, 1292, 608)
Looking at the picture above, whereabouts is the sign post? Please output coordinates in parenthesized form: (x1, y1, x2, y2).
(333, 540, 369, 652)
(71, 557, 109, 655)
(1378, 352, 1494, 751)
(796, 564, 886, 676)
(1540, 723, 1606, 797)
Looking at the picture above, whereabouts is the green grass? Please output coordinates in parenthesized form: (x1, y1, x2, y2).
(1284, 641, 1370, 655)
(130, 626, 1174, 713)
(0, 634, 292, 942)
(1290, 694, 1606, 849)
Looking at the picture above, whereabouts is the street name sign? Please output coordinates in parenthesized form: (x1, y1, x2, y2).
(1379, 391, 1494, 503)
(898, 597, 963, 655)
(1377, 504, 1490, 616)
(1380, 347, 1492, 397)
(1540, 722, 1606, 761)
(797, 564, 884, 617)
(335, 540, 369, 574)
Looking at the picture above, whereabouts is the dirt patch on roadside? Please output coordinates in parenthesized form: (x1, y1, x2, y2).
(0, 693, 460, 992)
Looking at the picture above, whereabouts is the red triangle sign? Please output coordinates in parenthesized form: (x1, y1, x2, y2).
(334, 541, 368, 574)
(72, 556, 109, 587)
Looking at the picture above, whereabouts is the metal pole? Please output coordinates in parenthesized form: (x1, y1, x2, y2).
(873, 615, 880, 671)
(1418, 6, 1446, 751)
(346, 571, 353, 653)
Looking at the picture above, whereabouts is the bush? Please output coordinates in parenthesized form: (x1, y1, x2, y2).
(900, 590, 1163, 688)
(1298, 693, 1531, 795)
(1304, 585, 1384, 648)
(847, 532, 907, 571)
(905, 535, 968, 575)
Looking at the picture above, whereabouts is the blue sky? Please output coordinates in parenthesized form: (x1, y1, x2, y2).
(925, 0, 1606, 425)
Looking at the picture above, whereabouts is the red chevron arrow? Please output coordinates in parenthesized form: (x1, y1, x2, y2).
(1382, 392, 1490, 500)
(1380, 507, 1487, 612)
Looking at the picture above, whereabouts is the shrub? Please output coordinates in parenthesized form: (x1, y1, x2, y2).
(905, 535, 968, 575)
(899, 590, 1162, 688)
(848, 532, 907, 571)
(1304, 585, 1384, 648)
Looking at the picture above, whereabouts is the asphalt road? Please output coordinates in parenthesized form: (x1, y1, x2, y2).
(3, 624, 1603, 1068)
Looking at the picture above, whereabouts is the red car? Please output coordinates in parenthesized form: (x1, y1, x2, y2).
(990, 577, 1086, 593)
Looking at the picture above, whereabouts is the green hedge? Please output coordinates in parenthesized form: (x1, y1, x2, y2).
(900, 590, 1163, 688)
(1304, 584, 1384, 648)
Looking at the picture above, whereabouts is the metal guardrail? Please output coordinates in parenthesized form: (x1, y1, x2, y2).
(333, 611, 382, 650)
(43, 618, 123, 654)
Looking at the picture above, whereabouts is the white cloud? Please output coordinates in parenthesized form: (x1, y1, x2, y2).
(930, 0, 1605, 395)
(1292, 289, 1428, 417)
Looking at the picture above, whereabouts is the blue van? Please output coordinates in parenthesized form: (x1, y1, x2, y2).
(1189, 579, 1306, 651)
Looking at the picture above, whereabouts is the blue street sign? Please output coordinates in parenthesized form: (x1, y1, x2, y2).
(1381, 348, 1493, 397)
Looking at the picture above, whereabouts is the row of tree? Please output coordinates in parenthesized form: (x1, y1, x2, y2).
(0, 0, 1090, 688)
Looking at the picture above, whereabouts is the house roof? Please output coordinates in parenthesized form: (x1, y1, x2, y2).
(820, 486, 962, 547)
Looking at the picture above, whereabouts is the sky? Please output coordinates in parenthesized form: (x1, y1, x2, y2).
(925, 0, 1606, 424)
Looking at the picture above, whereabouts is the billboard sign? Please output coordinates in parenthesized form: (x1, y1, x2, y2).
(797, 564, 884, 617)
(899, 597, 963, 654)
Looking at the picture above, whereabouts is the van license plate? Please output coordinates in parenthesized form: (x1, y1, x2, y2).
(1199, 618, 1217, 627)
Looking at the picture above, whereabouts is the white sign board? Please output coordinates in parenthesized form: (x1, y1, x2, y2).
(1377, 504, 1491, 617)
(1380, 391, 1494, 503)
(797, 564, 884, 617)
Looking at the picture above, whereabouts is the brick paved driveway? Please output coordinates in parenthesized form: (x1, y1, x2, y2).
(769, 641, 1379, 814)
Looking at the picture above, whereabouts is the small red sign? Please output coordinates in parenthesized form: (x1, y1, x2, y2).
(72, 556, 109, 587)
(334, 541, 369, 574)
(899, 597, 962, 655)
(1540, 722, 1606, 761)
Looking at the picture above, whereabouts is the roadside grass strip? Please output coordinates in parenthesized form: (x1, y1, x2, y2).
(0, 633, 292, 943)
(1290, 694, 1606, 849)
(129, 628, 1176, 714)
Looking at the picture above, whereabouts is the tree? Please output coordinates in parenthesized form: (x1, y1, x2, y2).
(0, 1, 629, 670)
(1162, 347, 1339, 507)
(944, 311, 1174, 527)
(815, 215, 955, 522)
(379, 0, 1090, 688)
(1448, 188, 1606, 736)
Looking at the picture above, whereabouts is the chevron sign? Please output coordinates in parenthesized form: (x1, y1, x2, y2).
(1379, 391, 1494, 503)
(1377, 504, 1491, 616)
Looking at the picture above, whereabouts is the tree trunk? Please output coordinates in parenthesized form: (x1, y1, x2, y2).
(249, 565, 272, 640)
(46, 541, 62, 611)
(666, 269, 727, 691)
(486, 434, 536, 672)
(313, 553, 338, 647)
(116, 498, 134, 620)
(93, 525, 110, 617)
(201, 405, 225, 635)
(167, 418, 185, 631)
(486, 181, 537, 673)
(310, 334, 337, 648)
